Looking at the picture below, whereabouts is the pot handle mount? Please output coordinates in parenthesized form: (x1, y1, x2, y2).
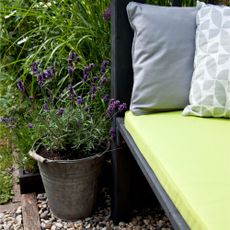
(29, 150, 47, 163)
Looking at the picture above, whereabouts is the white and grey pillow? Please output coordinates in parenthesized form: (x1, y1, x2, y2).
(183, 2, 230, 118)
(127, 2, 198, 115)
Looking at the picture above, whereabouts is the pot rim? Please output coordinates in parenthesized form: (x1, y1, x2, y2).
(29, 141, 110, 164)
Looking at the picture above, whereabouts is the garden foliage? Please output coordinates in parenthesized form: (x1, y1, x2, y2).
(0, 0, 111, 169)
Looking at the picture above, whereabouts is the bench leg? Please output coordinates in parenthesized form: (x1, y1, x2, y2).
(111, 132, 158, 224)
(111, 138, 132, 223)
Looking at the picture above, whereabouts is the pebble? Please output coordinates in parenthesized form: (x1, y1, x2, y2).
(0, 188, 173, 230)
(40, 210, 49, 219)
(51, 225, 56, 230)
(54, 222, 62, 228)
(67, 222, 74, 228)
(16, 207, 22, 214)
(0, 205, 23, 230)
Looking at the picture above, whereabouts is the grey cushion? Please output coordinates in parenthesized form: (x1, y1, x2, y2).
(127, 2, 198, 115)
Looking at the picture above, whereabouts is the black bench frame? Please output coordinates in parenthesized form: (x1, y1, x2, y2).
(111, 0, 216, 229)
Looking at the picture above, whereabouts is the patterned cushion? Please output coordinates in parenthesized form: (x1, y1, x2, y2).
(183, 2, 230, 118)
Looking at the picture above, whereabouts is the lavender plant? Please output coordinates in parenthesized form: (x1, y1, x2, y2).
(0, 0, 111, 120)
(7, 51, 126, 160)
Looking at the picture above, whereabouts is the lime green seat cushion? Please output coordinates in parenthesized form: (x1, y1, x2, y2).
(125, 111, 230, 229)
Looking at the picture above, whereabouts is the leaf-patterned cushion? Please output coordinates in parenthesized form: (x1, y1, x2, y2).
(183, 1, 230, 118)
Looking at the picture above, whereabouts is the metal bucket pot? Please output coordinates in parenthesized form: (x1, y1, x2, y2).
(29, 148, 107, 221)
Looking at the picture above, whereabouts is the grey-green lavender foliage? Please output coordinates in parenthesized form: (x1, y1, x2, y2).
(11, 54, 126, 159)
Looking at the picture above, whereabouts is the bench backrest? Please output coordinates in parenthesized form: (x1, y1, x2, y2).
(111, 0, 217, 113)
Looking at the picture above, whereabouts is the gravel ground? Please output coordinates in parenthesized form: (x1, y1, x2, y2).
(0, 188, 173, 230)
(0, 206, 23, 230)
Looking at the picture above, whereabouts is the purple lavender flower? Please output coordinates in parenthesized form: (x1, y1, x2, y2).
(29, 96, 34, 101)
(109, 127, 116, 139)
(107, 99, 120, 117)
(56, 108, 65, 116)
(107, 102, 116, 117)
(69, 51, 77, 61)
(31, 62, 39, 75)
(109, 98, 115, 104)
(0, 117, 9, 123)
(118, 103, 127, 112)
(83, 73, 89, 82)
(16, 80, 24, 92)
(28, 123, 33, 129)
(1, 117, 15, 129)
(76, 96, 84, 105)
(43, 103, 49, 111)
(37, 73, 45, 87)
(89, 63, 95, 70)
(67, 65, 74, 76)
(107, 108, 113, 117)
(68, 84, 75, 99)
(115, 100, 121, 107)
(103, 94, 109, 102)
(100, 60, 109, 74)
(103, 6, 111, 21)
(44, 67, 55, 79)
(92, 76, 98, 83)
(82, 63, 95, 82)
(84, 63, 95, 74)
(100, 77, 108, 86)
(67, 52, 80, 66)
(89, 86, 97, 95)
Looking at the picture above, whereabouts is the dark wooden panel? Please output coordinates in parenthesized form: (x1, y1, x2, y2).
(111, 140, 132, 223)
(111, 0, 145, 109)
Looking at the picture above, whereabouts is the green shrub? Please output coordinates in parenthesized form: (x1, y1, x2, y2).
(0, 0, 111, 170)
(0, 172, 13, 204)
(0, 145, 13, 204)
(0, 0, 110, 98)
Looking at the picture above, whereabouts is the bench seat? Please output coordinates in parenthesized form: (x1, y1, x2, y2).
(125, 111, 230, 229)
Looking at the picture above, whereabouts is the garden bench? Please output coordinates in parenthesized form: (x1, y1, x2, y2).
(111, 0, 230, 229)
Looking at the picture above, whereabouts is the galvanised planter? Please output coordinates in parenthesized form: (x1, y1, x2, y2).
(29, 147, 107, 221)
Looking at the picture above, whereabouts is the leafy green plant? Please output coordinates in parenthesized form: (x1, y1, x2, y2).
(10, 52, 126, 159)
(0, 0, 111, 103)
(0, 0, 111, 168)
(0, 144, 13, 204)
(13, 121, 41, 172)
(0, 172, 13, 204)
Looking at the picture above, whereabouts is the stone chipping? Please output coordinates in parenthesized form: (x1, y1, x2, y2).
(0, 188, 173, 229)
(37, 188, 173, 230)
(0, 206, 23, 230)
